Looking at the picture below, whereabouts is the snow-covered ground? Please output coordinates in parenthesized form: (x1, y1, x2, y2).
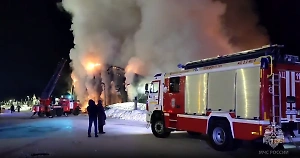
(1, 102, 148, 122)
(0, 104, 31, 113)
(105, 102, 147, 122)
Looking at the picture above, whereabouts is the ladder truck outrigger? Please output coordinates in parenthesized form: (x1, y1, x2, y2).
(145, 44, 300, 151)
(32, 58, 81, 118)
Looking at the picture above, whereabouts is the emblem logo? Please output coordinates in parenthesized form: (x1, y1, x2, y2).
(263, 122, 285, 149)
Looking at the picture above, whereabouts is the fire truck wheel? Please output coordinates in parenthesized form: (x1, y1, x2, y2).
(45, 112, 51, 117)
(151, 119, 171, 138)
(38, 112, 44, 117)
(56, 109, 63, 117)
(208, 121, 239, 151)
(73, 108, 80, 116)
(50, 110, 56, 118)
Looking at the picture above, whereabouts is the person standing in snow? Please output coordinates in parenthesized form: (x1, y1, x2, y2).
(17, 105, 21, 112)
(97, 100, 106, 134)
(10, 104, 15, 113)
(87, 99, 98, 137)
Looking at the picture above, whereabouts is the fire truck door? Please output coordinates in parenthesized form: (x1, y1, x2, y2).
(148, 81, 160, 111)
(163, 77, 185, 114)
(280, 70, 299, 122)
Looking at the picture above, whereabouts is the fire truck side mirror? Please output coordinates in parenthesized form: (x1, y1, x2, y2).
(260, 57, 269, 69)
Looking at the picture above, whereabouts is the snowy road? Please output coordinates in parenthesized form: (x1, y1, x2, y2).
(0, 112, 299, 158)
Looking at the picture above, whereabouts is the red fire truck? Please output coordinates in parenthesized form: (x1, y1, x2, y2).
(32, 59, 81, 118)
(34, 97, 81, 117)
(58, 94, 81, 116)
(145, 45, 300, 151)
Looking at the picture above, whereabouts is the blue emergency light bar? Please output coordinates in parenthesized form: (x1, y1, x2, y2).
(284, 54, 299, 63)
(177, 64, 185, 69)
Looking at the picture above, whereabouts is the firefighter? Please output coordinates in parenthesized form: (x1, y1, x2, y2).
(87, 99, 98, 137)
(97, 100, 106, 134)
(10, 104, 15, 113)
(17, 105, 21, 112)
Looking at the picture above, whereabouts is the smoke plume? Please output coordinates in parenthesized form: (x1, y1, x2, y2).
(61, 0, 269, 104)
(220, 0, 269, 49)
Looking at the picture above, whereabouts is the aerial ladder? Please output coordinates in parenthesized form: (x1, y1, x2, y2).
(35, 58, 67, 117)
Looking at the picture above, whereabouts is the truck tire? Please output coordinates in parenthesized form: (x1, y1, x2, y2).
(38, 112, 44, 117)
(208, 121, 240, 151)
(49, 109, 56, 118)
(56, 108, 63, 117)
(45, 112, 51, 117)
(73, 107, 80, 116)
(151, 119, 171, 138)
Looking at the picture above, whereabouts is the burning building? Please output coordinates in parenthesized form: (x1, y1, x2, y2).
(106, 65, 144, 105)
(106, 65, 127, 105)
(76, 64, 143, 106)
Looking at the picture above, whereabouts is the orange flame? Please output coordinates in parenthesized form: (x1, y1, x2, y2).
(86, 63, 101, 71)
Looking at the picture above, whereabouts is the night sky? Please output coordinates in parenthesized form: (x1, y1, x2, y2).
(0, 0, 299, 100)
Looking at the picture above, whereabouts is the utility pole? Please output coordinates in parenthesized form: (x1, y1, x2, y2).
(134, 96, 137, 110)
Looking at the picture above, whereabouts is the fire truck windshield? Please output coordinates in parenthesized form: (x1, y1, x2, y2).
(150, 82, 159, 93)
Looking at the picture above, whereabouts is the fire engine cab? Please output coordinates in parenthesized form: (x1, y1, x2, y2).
(58, 94, 81, 116)
(145, 44, 300, 151)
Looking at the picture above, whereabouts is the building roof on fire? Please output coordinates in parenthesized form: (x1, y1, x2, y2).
(184, 44, 284, 70)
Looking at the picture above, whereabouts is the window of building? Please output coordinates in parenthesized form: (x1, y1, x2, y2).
(169, 77, 180, 93)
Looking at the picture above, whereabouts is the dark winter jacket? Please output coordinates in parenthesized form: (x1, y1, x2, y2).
(97, 101, 106, 125)
(10, 105, 15, 111)
(87, 100, 98, 118)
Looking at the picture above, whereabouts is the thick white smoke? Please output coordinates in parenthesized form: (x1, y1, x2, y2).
(61, 0, 268, 104)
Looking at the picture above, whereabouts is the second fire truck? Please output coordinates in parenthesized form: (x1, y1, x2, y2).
(145, 45, 300, 151)
(32, 59, 81, 118)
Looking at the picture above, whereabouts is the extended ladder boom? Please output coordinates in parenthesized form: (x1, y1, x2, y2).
(40, 58, 67, 99)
